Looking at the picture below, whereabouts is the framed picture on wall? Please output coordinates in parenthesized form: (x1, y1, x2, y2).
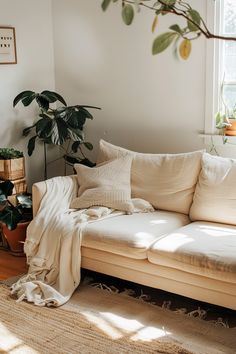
(0, 27, 17, 64)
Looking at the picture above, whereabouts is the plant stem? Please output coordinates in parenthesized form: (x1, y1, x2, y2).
(44, 143, 47, 180)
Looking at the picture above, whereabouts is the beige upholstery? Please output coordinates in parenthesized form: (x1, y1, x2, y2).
(190, 153, 236, 225)
(82, 211, 190, 259)
(148, 221, 236, 283)
(97, 139, 203, 214)
(71, 156, 135, 212)
(81, 248, 236, 310)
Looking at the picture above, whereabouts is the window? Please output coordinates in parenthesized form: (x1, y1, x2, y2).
(221, 0, 236, 116)
(205, 0, 236, 133)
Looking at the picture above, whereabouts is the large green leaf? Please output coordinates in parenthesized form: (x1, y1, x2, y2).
(36, 117, 53, 139)
(50, 118, 69, 145)
(187, 9, 201, 32)
(152, 32, 177, 55)
(35, 94, 50, 110)
(13, 90, 35, 107)
(0, 180, 14, 198)
(0, 206, 22, 230)
(169, 24, 182, 35)
(28, 136, 37, 156)
(41, 91, 67, 106)
(67, 127, 84, 141)
(122, 4, 134, 25)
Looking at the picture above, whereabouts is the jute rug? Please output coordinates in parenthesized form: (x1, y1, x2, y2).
(0, 284, 236, 354)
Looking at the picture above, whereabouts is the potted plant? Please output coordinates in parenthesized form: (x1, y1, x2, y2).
(0, 180, 32, 255)
(13, 90, 100, 179)
(0, 148, 25, 181)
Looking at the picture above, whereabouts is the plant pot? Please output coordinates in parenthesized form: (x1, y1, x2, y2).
(0, 157, 25, 181)
(225, 119, 236, 136)
(1, 221, 29, 254)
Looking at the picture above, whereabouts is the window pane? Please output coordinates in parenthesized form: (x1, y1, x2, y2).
(224, 41, 236, 81)
(224, 0, 236, 34)
(222, 84, 236, 115)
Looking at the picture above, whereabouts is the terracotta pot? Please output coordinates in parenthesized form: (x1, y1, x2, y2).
(1, 221, 29, 254)
(225, 119, 236, 136)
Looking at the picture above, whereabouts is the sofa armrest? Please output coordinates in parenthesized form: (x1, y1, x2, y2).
(32, 175, 77, 217)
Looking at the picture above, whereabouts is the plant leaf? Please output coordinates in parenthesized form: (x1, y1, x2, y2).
(122, 4, 134, 26)
(28, 136, 37, 156)
(152, 32, 177, 55)
(0, 206, 22, 230)
(152, 15, 158, 33)
(36, 117, 52, 139)
(71, 141, 82, 153)
(169, 24, 182, 35)
(36, 94, 50, 110)
(101, 0, 111, 11)
(187, 9, 201, 32)
(83, 142, 93, 151)
(179, 39, 192, 60)
(22, 124, 36, 137)
(50, 118, 69, 145)
(13, 90, 35, 107)
(41, 91, 67, 106)
(160, 0, 176, 5)
(0, 180, 14, 198)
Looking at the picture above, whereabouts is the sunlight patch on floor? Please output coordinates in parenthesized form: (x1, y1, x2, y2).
(81, 310, 170, 341)
(0, 322, 39, 354)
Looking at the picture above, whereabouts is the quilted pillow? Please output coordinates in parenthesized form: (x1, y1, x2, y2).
(97, 139, 203, 215)
(190, 153, 236, 225)
(70, 156, 135, 213)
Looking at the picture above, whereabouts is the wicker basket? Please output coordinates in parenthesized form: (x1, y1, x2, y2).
(0, 157, 25, 181)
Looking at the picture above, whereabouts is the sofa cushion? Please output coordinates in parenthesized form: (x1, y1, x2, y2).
(70, 156, 135, 213)
(81, 211, 190, 260)
(97, 139, 203, 215)
(190, 153, 236, 225)
(148, 221, 236, 283)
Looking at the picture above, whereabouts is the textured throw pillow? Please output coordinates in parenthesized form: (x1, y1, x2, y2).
(97, 139, 203, 215)
(70, 156, 135, 213)
(190, 153, 236, 225)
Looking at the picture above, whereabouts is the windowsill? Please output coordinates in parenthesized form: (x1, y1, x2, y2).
(199, 134, 236, 145)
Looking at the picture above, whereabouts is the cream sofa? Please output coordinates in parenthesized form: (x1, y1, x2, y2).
(32, 140, 236, 310)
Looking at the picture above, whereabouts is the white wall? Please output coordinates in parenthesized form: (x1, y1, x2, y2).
(0, 0, 56, 187)
(52, 0, 206, 162)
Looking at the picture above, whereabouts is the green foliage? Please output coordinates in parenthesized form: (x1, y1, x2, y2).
(122, 4, 134, 25)
(0, 148, 23, 160)
(152, 32, 178, 54)
(100, 0, 235, 58)
(13, 90, 101, 174)
(0, 180, 32, 230)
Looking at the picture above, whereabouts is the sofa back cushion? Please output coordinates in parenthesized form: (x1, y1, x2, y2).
(97, 140, 203, 215)
(190, 153, 236, 225)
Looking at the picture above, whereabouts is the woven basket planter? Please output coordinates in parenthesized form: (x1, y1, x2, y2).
(0, 157, 25, 181)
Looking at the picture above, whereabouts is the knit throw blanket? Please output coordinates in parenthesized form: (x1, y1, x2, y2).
(11, 176, 153, 307)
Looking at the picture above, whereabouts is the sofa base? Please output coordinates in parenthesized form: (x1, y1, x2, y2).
(81, 247, 236, 311)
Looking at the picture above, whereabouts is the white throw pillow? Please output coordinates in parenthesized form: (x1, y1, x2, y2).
(97, 139, 203, 215)
(70, 156, 135, 213)
(190, 153, 236, 225)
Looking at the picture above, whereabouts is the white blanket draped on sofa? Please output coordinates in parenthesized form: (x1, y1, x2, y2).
(11, 176, 124, 307)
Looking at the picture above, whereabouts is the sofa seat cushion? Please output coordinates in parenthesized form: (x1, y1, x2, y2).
(97, 139, 203, 215)
(81, 211, 190, 260)
(148, 221, 236, 283)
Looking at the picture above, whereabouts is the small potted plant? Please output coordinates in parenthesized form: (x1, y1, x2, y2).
(0, 180, 32, 255)
(0, 148, 25, 181)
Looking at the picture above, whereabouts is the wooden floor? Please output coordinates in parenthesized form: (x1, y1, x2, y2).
(0, 250, 28, 280)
